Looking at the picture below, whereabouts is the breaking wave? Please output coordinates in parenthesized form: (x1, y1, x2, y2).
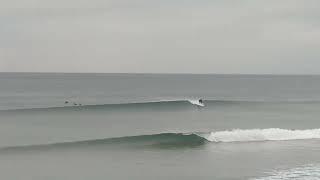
(2, 128, 320, 152)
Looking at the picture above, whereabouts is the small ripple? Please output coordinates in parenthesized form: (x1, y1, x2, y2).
(252, 164, 320, 180)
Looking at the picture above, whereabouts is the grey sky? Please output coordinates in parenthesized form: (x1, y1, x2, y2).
(1, 0, 320, 74)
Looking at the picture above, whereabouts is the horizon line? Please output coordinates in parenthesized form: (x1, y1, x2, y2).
(1, 71, 320, 76)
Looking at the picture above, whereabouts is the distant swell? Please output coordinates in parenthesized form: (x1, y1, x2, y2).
(2, 128, 320, 153)
(0, 99, 209, 112)
(2, 99, 319, 112)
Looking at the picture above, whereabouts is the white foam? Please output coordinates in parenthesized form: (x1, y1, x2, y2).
(203, 128, 320, 143)
(158, 98, 205, 106)
(188, 100, 204, 107)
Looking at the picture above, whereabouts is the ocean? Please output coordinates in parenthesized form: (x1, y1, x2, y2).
(1, 73, 320, 179)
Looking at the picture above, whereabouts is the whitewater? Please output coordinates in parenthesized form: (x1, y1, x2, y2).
(203, 128, 320, 142)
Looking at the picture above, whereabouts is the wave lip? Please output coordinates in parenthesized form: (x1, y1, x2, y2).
(204, 128, 320, 143)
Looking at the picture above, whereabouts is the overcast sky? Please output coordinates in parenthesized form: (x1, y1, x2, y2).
(0, 0, 320, 74)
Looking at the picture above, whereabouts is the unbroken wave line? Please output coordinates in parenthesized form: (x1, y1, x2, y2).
(2, 99, 320, 112)
(0, 99, 209, 112)
(0, 133, 207, 152)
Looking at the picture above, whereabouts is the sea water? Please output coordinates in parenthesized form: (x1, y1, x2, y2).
(1, 73, 320, 179)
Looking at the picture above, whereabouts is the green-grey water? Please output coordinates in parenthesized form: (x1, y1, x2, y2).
(1, 73, 320, 179)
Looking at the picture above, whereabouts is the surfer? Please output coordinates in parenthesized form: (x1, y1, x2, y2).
(199, 99, 203, 104)
(65, 101, 69, 104)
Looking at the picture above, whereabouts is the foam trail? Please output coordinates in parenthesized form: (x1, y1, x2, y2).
(203, 128, 320, 142)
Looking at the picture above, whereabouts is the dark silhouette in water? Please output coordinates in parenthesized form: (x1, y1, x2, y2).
(65, 101, 69, 104)
(73, 103, 77, 106)
(199, 99, 203, 104)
